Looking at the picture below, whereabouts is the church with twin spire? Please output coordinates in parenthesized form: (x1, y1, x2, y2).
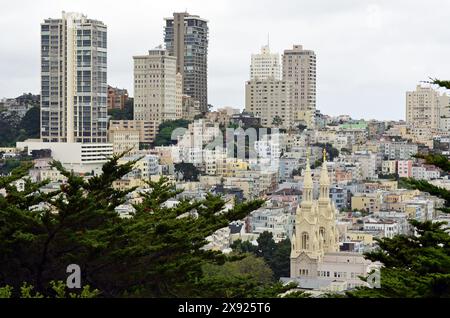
(290, 150, 340, 277)
(288, 150, 377, 290)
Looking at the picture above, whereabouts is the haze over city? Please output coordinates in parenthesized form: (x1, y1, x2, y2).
(1, 0, 450, 120)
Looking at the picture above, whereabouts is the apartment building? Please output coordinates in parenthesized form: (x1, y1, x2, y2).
(40, 12, 108, 143)
(133, 48, 182, 140)
(282, 45, 316, 128)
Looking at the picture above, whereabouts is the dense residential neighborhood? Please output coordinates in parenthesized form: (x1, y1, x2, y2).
(1, 5, 450, 303)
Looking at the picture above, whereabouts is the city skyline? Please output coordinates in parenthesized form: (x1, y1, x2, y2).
(1, 0, 450, 121)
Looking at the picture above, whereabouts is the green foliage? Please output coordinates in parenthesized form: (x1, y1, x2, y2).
(231, 239, 257, 254)
(296, 124, 307, 132)
(312, 142, 340, 162)
(107, 98, 133, 120)
(291, 167, 302, 177)
(346, 145, 450, 298)
(254, 232, 291, 280)
(199, 254, 275, 297)
(0, 156, 268, 297)
(174, 162, 200, 181)
(0, 281, 99, 298)
(281, 290, 311, 298)
(430, 78, 450, 90)
(347, 220, 450, 297)
(414, 153, 450, 172)
(0, 106, 41, 146)
(399, 153, 450, 213)
(378, 173, 399, 180)
(19, 282, 44, 298)
(0, 113, 21, 146)
(18, 106, 40, 139)
(272, 116, 283, 127)
(0, 159, 22, 175)
(154, 119, 191, 146)
(400, 178, 450, 212)
(231, 232, 291, 280)
(0, 285, 13, 298)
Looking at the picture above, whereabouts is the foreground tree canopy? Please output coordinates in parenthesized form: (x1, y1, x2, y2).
(0, 154, 301, 298)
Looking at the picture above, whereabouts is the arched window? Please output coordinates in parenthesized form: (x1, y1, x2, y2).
(301, 232, 309, 250)
(320, 227, 326, 245)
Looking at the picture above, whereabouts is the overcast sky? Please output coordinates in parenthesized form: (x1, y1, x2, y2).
(1, 0, 450, 120)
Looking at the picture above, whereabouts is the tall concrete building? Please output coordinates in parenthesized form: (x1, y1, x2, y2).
(250, 45, 281, 80)
(406, 85, 450, 146)
(40, 12, 108, 143)
(245, 79, 294, 129)
(406, 85, 442, 130)
(282, 45, 316, 128)
(439, 93, 450, 132)
(245, 44, 293, 129)
(164, 12, 209, 113)
(133, 48, 182, 141)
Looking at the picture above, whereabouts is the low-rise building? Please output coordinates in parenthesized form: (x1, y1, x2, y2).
(248, 201, 294, 242)
(411, 164, 441, 180)
(16, 141, 113, 174)
(351, 192, 382, 213)
(107, 86, 129, 110)
(363, 218, 400, 238)
(397, 160, 413, 178)
(109, 120, 156, 145)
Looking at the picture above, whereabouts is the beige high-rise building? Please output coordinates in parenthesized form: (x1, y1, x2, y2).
(439, 93, 450, 132)
(406, 85, 441, 130)
(133, 48, 181, 141)
(41, 12, 108, 143)
(245, 79, 294, 128)
(406, 85, 449, 145)
(250, 45, 281, 80)
(282, 45, 316, 128)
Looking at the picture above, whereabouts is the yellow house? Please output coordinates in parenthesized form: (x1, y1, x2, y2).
(351, 193, 381, 212)
(224, 159, 249, 177)
(404, 205, 419, 219)
(352, 142, 379, 153)
(346, 232, 374, 245)
(113, 178, 146, 191)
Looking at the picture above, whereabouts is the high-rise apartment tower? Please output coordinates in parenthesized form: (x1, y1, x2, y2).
(164, 12, 209, 113)
(40, 12, 108, 143)
(282, 45, 316, 128)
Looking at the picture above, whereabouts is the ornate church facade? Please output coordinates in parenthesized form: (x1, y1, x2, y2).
(289, 152, 377, 290)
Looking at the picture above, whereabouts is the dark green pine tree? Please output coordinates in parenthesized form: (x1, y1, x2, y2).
(347, 220, 450, 298)
(0, 154, 138, 297)
(2, 154, 296, 298)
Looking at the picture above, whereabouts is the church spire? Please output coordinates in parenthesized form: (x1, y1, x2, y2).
(319, 148, 330, 200)
(303, 148, 313, 202)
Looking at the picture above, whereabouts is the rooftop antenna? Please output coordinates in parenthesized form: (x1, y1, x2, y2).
(267, 33, 270, 48)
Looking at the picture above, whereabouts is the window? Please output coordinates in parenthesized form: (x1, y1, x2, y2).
(301, 232, 309, 250)
(319, 227, 326, 246)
